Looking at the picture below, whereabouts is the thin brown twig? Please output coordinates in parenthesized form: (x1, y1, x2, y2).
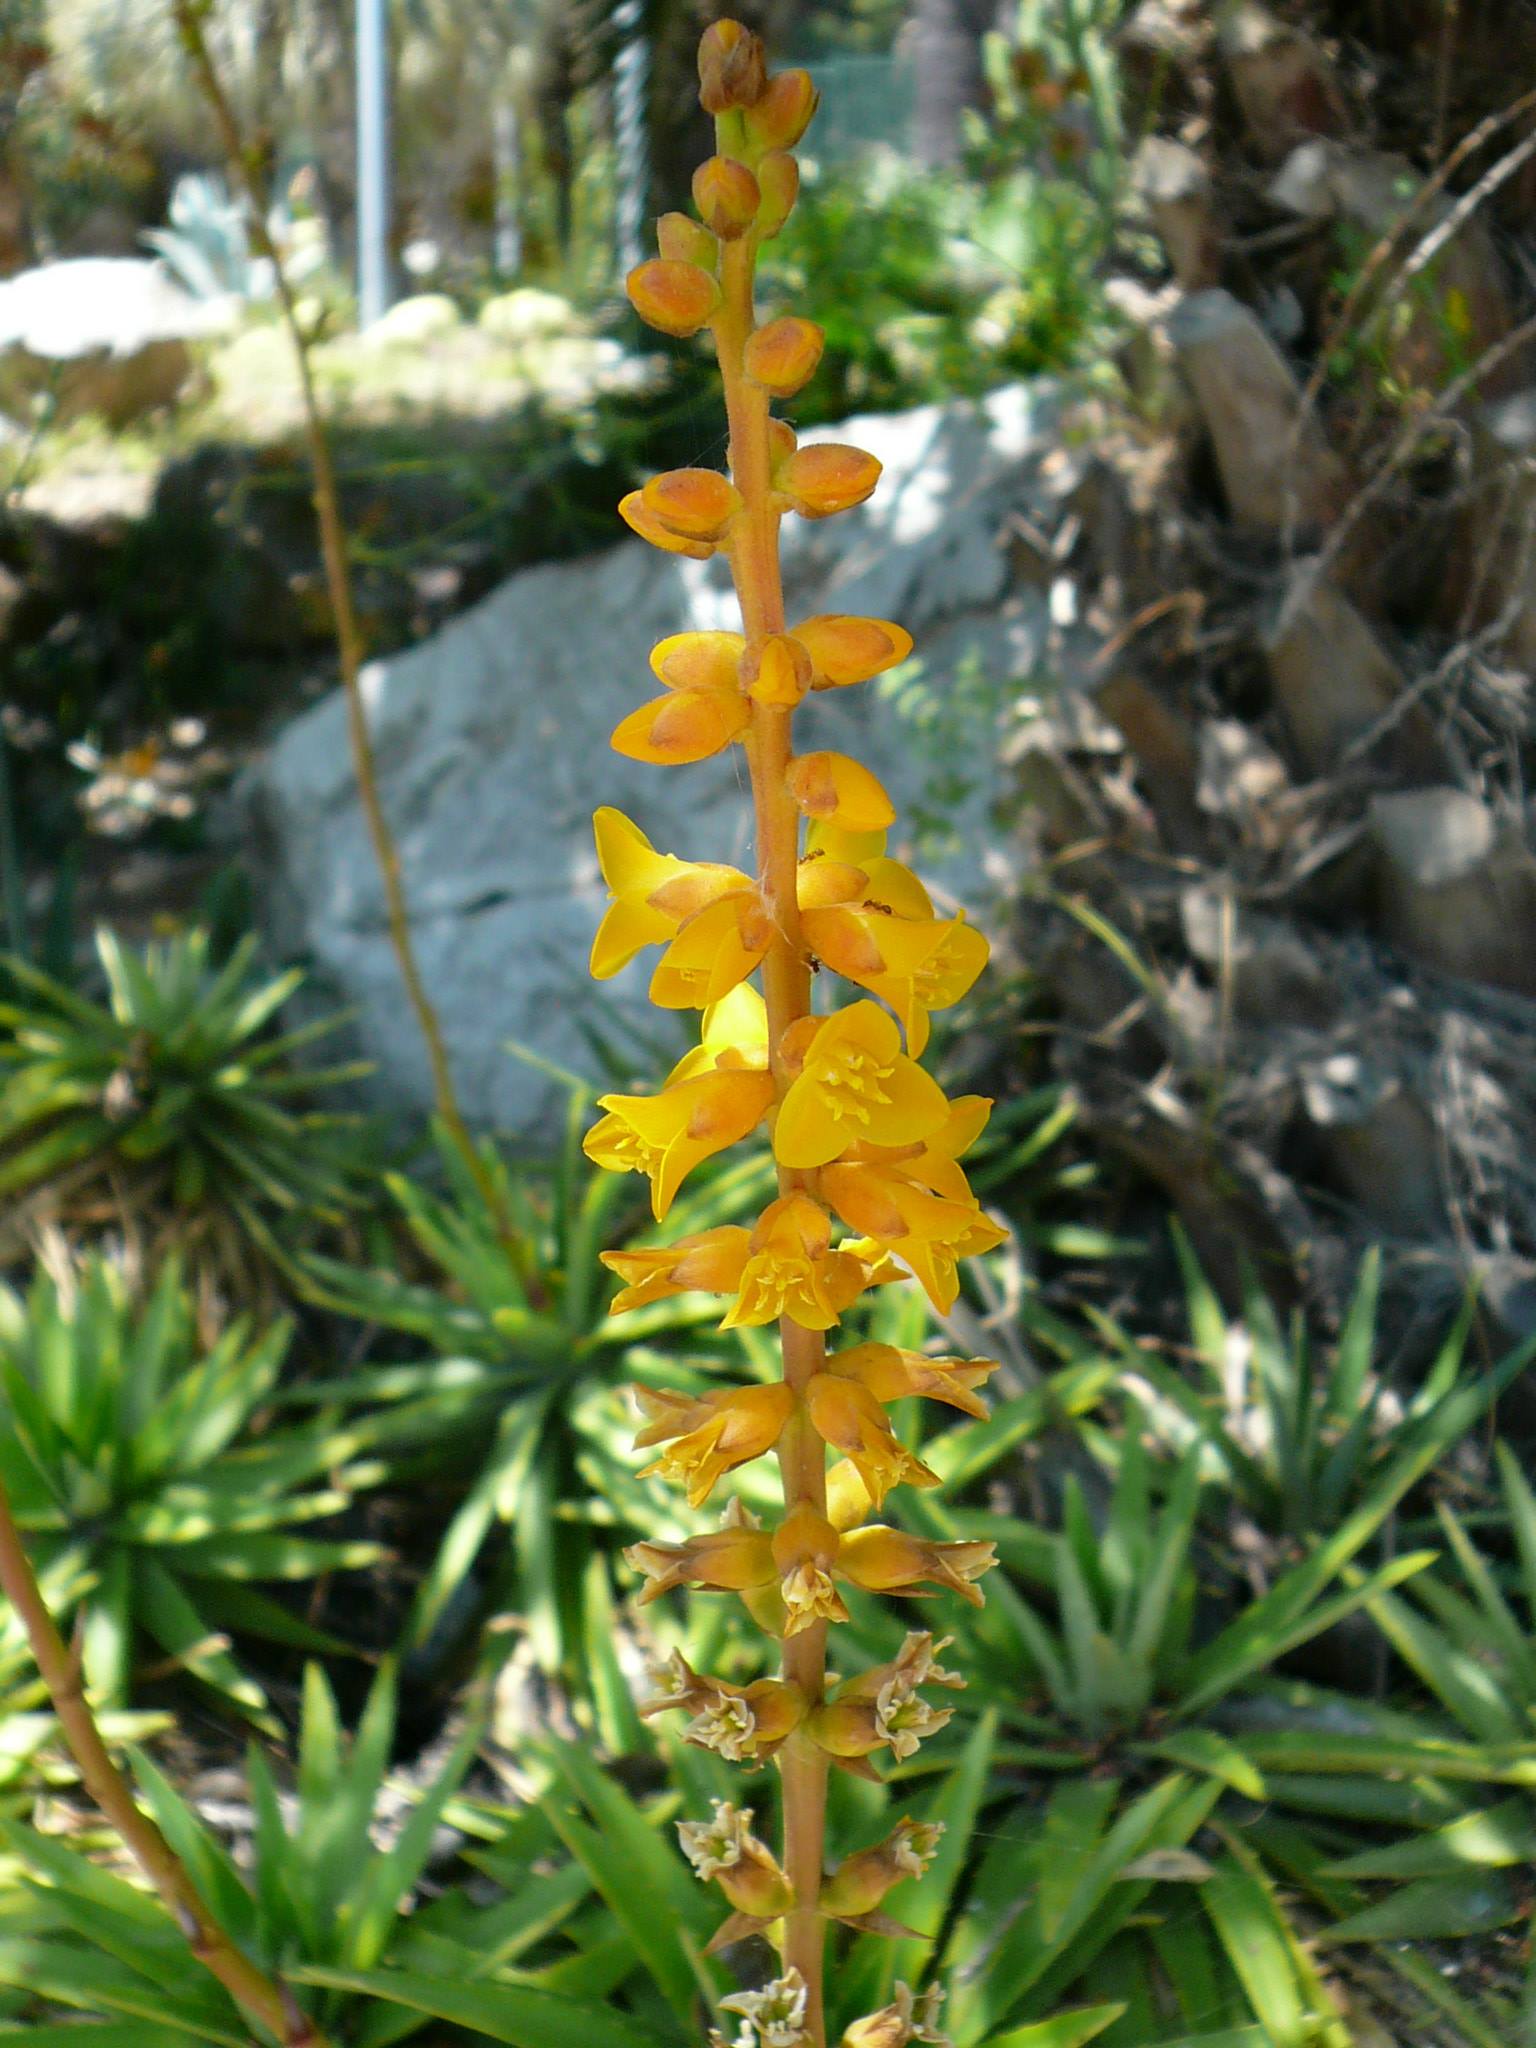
(0, 1479, 325, 2046)
(168, 0, 526, 1269)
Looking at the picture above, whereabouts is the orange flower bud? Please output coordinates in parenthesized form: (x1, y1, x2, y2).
(744, 316, 825, 397)
(618, 491, 715, 559)
(693, 155, 762, 240)
(626, 257, 721, 336)
(746, 68, 819, 149)
(741, 632, 813, 707)
(792, 614, 914, 688)
(756, 150, 801, 237)
(656, 211, 717, 269)
(611, 685, 751, 765)
(782, 442, 882, 518)
(698, 18, 767, 113)
(786, 752, 896, 832)
(642, 467, 742, 541)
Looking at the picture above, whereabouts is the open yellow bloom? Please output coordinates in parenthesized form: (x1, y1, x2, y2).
(631, 1381, 795, 1504)
(774, 1000, 950, 1170)
(804, 1374, 939, 1509)
(721, 1191, 871, 1331)
(585, 1065, 774, 1218)
(837, 1523, 998, 1606)
(601, 1225, 750, 1315)
(804, 903, 989, 1057)
(589, 808, 751, 979)
(650, 890, 775, 1009)
(625, 1507, 776, 1604)
(612, 629, 753, 766)
(825, 1342, 998, 1419)
(772, 1503, 849, 1634)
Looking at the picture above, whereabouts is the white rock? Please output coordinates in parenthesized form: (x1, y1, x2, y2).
(0, 257, 225, 425)
(239, 386, 1060, 1133)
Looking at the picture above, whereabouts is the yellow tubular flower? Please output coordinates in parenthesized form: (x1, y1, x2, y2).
(589, 808, 750, 979)
(825, 1342, 999, 1419)
(600, 1226, 750, 1315)
(837, 1525, 998, 1607)
(774, 1000, 950, 1171)
(803, 1374, 939, 1509)
(650, 890, 775, 1009)
(631, 1381, 795, 1504)
(721, 1191, 870, 1331)
(624, 1514, 776, 1604)
(585, 1066, 774, 1218)
(802, 902, 990, 1057)
(772, 1503, 849, 1634)
(786, 752, 896, 833)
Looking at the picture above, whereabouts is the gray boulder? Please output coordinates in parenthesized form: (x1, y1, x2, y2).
(240, 387, 1060, 1133)
(0, 257, 230, 427)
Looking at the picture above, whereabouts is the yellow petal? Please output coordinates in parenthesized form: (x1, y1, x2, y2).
(651, 630, 745, 693)
(792, 615, 913, 687)
(611, 688, 750, 765)
(650, 894, 772, 1010)
(786, 752, 896, 833)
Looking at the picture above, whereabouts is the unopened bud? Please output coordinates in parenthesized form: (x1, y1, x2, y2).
(657, 211, 718, 269)
(699, 19, 767, 113)
(781, 442, 882, 518)
(756, 152, 800, 238)
(768, 417, 799, 467)
(744, 317, 825, 397)
(619, 490, 716, 559)
(821, 1819, 945, 1919)
(694, 156, 761, 240)
(642, 467, 743, 541)
(741, 633, 813, 708)
(627, 258, 721, 337)
(747, 69, 819, 150)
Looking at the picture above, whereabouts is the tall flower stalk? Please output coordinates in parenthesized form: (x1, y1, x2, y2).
(587, 26, 1002, 2046)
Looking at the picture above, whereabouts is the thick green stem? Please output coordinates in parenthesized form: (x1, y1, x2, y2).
(0, 1476, 325, 2045)
(717, 231, 830, 2044)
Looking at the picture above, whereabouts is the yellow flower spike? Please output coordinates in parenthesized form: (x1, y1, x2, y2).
(721, 1191, 863, 1331)
(772, 1503, 850, 1634)
(837, 1524, 999, 1607)
(745, 316, 825, 398)
(626, 257, 722, 337)
(600, 1225, 750, 1315)
(630, 1380, 795, 1504)
(793, 615, 914, 689)
(588, 808, 748, 979)
(786, 752, 896, 833)
(586, 1066, 774, 1219)
(781, 443, 883, 519)
(625, 1513, 777, 1604)
(825, 1342, 998, 1420)
(656, 211, 717, 269)
(694, 155, 762, 239)
(641, 467, 743, 541)
(803, 1374, 939, 1509)
(756, 151, 801, 238)
(746, 68, 820, 150)
(775, 1001, 949, 1170)
(649, 890, 774, 1009)
(697, 19, 768, 112)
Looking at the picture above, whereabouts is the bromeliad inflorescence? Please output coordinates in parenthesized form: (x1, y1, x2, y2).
(585, 23, 1003, 2047)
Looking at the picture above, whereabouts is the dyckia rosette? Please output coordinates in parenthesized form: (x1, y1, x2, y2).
(585, 22, 999, 2047)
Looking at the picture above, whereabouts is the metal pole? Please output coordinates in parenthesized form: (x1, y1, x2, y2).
(612, 0, 647, 280)
(356, 0, 391, 326)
